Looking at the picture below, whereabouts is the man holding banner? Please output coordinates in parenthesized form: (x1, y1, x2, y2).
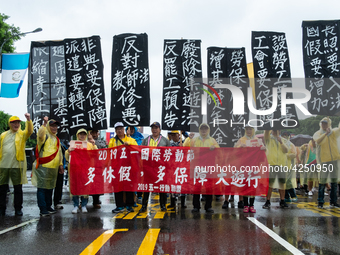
(139, 122, 170, 212)
(110, 122, 138, 213)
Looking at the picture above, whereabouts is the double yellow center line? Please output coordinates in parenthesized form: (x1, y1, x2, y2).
(80, 228, 161, 255)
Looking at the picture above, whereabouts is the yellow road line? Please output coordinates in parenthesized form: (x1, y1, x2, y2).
(154, 211, 166, 219)
(113, 212, 127, 219)
(306, 209, 331, 217)
(137, 229, 161, 255)
(137, 212, 148, 218)
(124, 211, 139, 219)
(297, 202, 340, 217)
(80, 228, 128, 255)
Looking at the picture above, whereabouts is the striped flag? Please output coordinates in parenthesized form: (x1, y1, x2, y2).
(0, 53, 30, 98)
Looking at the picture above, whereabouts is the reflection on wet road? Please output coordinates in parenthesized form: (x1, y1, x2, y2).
(1, 187, 340, 255)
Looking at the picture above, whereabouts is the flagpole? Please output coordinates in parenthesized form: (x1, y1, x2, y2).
(0, 27, 42, 73)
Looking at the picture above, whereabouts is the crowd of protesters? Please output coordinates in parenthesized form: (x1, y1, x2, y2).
(1, 114, 340, 217)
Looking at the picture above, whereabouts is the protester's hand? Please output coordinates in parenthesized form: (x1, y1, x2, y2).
(326, 128, 331, 135)
(124, 142, 129, 145)
(240, 144, 246, 148)
(210, 145, 216, 150)
(277, 136, 282, 143)
(43, 116, 48, 126)
(69, 147, 75, 152)
(260, 146, 266, 150)
(24, 113, 30, 121)
(288, 153, 296, 159)
(59, 165, 64, 174)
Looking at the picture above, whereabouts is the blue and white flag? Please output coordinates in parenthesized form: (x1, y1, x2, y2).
(0, 53, 30, 98)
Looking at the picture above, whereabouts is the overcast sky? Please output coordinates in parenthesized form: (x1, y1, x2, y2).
(1, 0, 339, 131)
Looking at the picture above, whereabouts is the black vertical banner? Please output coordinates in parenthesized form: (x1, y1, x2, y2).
(65, 36, 107, 135)
(27, 41, 69, 139)
(162, 40, 184, 130)
(207, 47, 249, 147)
(162, 39, 202, 131)
(226, 48, 250, 145)
(251, 31, 299, 130)
(110, 33, 150, 127)
(50, 43, 68, 136)
(302, 20, 340, 115)
(27, 36, 107, 137)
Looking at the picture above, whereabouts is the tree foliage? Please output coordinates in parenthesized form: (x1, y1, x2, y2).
(254, 115, 340, 136)
(0, 110, 11, 133)
(286, 115, 340, 136)
(0, 13, 23, 53)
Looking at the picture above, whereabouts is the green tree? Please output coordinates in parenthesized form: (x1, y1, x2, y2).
(287, 115, 340, 136)
(254, 116, 340, 136)
(0, 13, 23, 53)
(0, 110, 11, 133)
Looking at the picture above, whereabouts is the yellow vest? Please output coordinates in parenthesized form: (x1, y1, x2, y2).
(37, 125, 63, 169)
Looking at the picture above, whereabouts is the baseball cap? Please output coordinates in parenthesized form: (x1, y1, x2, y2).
(169, 130, 180, 134)
(48, 119, 60, 126)
(9, 116, 21, 123)
(150, 122, 161, 128)
(114, 122, 124, 128)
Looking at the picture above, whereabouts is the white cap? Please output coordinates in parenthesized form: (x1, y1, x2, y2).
(114, 122, 124, 128)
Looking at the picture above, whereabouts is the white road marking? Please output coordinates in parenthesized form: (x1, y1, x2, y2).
(0, 218, 38, 235)
(248, 217, 305, 255)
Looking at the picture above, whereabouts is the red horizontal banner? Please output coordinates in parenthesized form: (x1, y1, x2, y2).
(69, 145, 269, 196)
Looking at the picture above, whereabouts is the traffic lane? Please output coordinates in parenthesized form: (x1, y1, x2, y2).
(0, 213, 291, 255)
(1, 190, 340, 254)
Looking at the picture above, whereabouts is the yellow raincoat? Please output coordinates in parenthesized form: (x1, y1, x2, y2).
(300, 140, 318, 185)
(234, 127, 260, 198)
(0, 118, 33, 185)
(190, 124, 220, 148)
(264, 130, 288, 166)
(313, 117, 340, 184)
(108, 135, 137, 147)
(31, 122, 63, 189)
(282, 137, 297, 189)
(183, 137, 192, 147)
(234, 127, 259, 148)
(313, 117, 340, 163)
(264, 130, 288, 189)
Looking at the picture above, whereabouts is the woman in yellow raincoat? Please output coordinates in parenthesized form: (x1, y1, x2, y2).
(66, 128, 97, 214)
(0, 113, 33, 216)
(32, 117, 64, 216)
(190, 123, 219, 213)
(234, 125, 266, 213)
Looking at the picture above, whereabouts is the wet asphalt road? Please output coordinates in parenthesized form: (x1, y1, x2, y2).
(1, 180, 340, 255)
